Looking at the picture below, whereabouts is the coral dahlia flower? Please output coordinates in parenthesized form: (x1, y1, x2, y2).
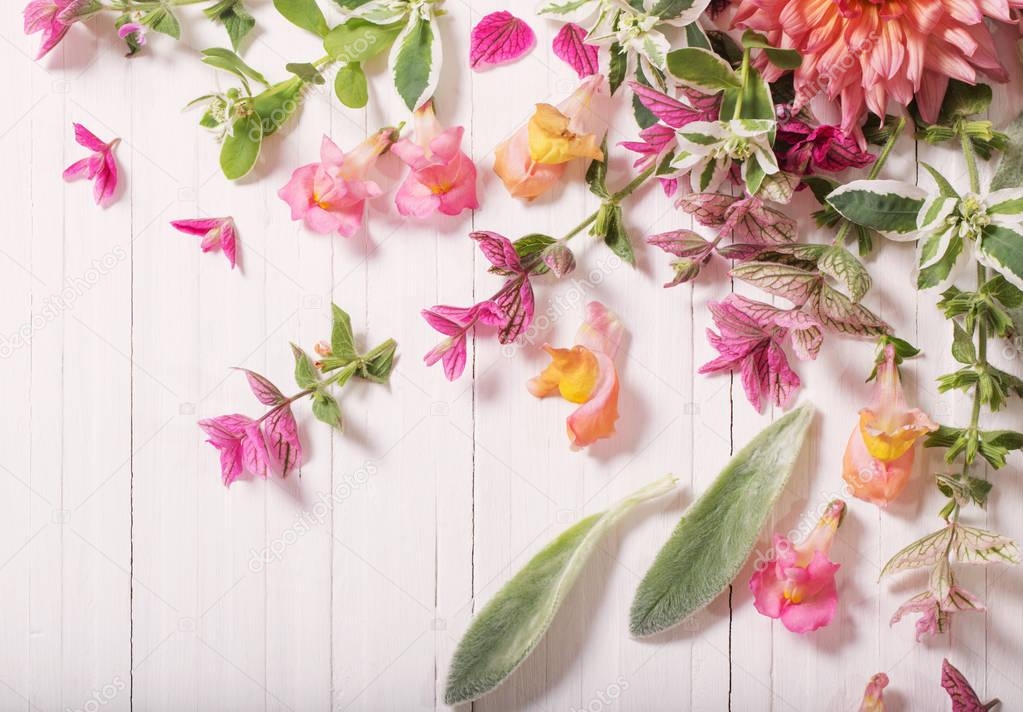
(733, 0, 1023, 134)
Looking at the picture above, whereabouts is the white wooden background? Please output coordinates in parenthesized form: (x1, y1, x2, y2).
(2, 2, 1022, 710)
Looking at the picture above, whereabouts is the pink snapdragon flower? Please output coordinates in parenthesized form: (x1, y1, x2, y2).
(776, 118, 875, 176)
(749, 500, 846, 633)
(278, 130, 395, 237)
(24, 0, 95, 59)
(63, 123, 120, 207)
(171, 217, 238, 269)
(391, 101, 478, 218)
(527, 302, 624, 450)
(700, 294, 802, 412)
(858, 673, 889, 712)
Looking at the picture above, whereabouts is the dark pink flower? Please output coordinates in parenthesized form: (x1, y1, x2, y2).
(24, 0, 92, 58)
(699, 294, 801, 412)
(171, 217, 238, 269)
(776, 119, 875, 176)
(198, 414, 270, 487)
(391, 101, 478, 218)
(63, 123, 120, 207)
(422, 302, 505, 380)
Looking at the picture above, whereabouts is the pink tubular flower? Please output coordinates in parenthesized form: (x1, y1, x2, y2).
(278, 130, 394, 237)
(858, 673, 889, 712)
(527, 302, 623, 450)
(391, 101, 478, 218)
(63, 123, 120, 207)
(422, 302, 505, 381)
(171, 217, 238, 269)
(493, 74, 604, 201)
(776, 118, 875, 176)
(750, 500, 846, 633)
(24, 0, 94, 59)
(733, 0, 1023, 135)
(700, 294, 801, 412)
(842, 345, 938, 506)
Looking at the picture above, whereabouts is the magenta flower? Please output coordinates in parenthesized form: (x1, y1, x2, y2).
(24, 0, 92, 59)
(469, 11, 536, 70)
(198, 414, 270, 487)
(391, 101, 478, 218)
(199, 370, 302, 487)
(63, 123, 120, 207)
(171, 217, 238, 269)
(699, 294, 801, 412)
(776, 118, 875, 176)
(423, 231, 540, 380)
(750, 500, 845, 633)
(278, 130, 394, 237)
(422, 302, 505, 380)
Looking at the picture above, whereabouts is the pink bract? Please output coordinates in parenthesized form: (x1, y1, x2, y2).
(63, 123, 120, 207)
(469, 11, 536, 70)
(171, 217, 238, 269)
(552, 23, 599, 78)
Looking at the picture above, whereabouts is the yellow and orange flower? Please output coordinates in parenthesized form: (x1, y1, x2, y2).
(494, 74, 604, 201)
(842, 345, 938, 506)
(528, 301, 623, 449)
(733, 0, 1022, 135)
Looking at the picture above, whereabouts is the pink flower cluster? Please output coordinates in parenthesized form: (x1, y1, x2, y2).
(279, 102, 478, 237)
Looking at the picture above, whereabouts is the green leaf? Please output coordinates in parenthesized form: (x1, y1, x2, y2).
(721, 65, 774, 120)
(665, 47, 740, 92)
(513, 234, 557, 273)
(918, 234, 964, 290)
(145, 7, 181, 38)
(920, 162, 959, 199)
(273, 0, 328, 37)
(586, 135, 610, 199)
(817, 246, 871, 302)
(312, 391, 343, 430)
(330, 304, 358, 363)
(392, 15, 439, 110)
(220, 117, 262, 180)
(592, 204, 635, 266)
(827, 180, 925, 234)
(991, 107, 1023, 191)
(629, 405, 815, 637)
(286, 62, 325, 84)
(360, 339, 397, 383)
(952, 322, 977, 364)
(323, 19, 402, 63)
(200, 48, 270, 87)
(334, 62, 369, 108)
(251, 77, 304, 138)
(980, 224, 1023, 291)
(684, 22, 711, 50)
(291, 344, 319, 388)
(204, 0, 255, 51)
(648, 0, 702, 20)
(938, 80, 993, 124)
(984, 275, 1023, 308)
(608, 43, 627, 95)
(445, 475, 679, 705)
(740, 30, 801, 69)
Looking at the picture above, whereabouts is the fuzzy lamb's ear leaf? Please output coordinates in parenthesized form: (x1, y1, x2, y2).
(629, 405, 814, 637)
(992, 108, 1023, 191)
(445, 475, 679, 706)
(827, 180, 926, 236)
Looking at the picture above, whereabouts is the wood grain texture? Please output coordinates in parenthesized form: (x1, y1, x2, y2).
(1, 1, 1021, 710)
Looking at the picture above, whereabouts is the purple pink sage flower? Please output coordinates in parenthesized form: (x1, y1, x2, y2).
(63, 123, 120, 207)
(171, 217, 239, 269)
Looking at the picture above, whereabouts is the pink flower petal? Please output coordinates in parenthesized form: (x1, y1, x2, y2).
(73, 122, 108, 152)
(470, 11, 536, 71)
(553, 23, 599, 79)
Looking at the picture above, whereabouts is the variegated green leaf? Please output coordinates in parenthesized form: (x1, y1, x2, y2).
(445, 475, 679, 705)
(827, 180, 926, 236)
(979, 224, 1023, 291)
(951, 525, 1021, 565)
(391, 14, 441, 110)
(665, 47, 740, 93)
(806, 284, 889, 336)
(881, 528, 953, 576)
(629, 405, 815, 637)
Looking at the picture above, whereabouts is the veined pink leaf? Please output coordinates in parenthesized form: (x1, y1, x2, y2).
(731, 262, 822, 306)
(239, 369, 286, 406)
(470, 11, 536, 70)
(264, 405, 302, 477)
(941, 659, 999, 712)
(806, 285, 890, 337)
(677, 192, 737, 227)
(553, 23, 599, 78)
(628, 81, 709, 128)
(471, 231, 524, 273)
(646, 229, 711, 258)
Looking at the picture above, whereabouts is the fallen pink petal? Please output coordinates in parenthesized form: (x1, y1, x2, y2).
(171, 217, 239, 269)
(63, 122, 120, 207)
(469, 11, 536, 70)
(552, 23, 599, 78)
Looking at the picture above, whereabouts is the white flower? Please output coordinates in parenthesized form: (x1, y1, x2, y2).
(671, 119, 779, 194)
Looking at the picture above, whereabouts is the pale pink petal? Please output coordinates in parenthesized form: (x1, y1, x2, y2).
(73, 122, 108, 152)
(395, 174, 442, 218)
(264, 405, 302, 477)
(319, 134, 345, 169)
(470, 11, 536, 71)
(220, 219, 238, 268)
(278, 164, 318, 220)
(575, 301, 624, 359)
(303, 205, 344, 234)
(566, 351, 619, 449)
(62, 157, 93, 181)
(553, 23, 599, 78)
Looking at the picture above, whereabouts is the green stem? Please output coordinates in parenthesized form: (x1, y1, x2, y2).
(833, 116, 907, 246)
(557, 164, 657, 245)
(961, 126, 981, 195)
